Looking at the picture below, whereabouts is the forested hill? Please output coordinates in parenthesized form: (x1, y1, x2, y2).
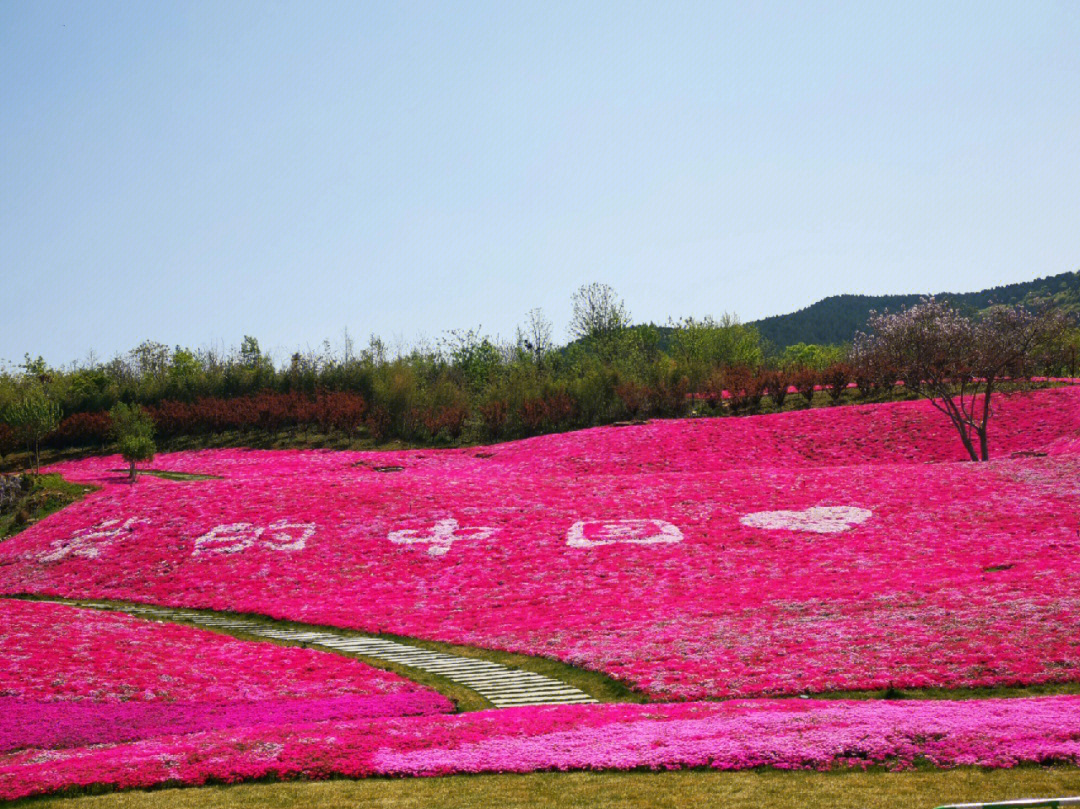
(751, 269, 1080, 350)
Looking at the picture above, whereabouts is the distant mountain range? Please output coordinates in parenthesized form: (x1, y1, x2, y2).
(749, 269, 1080, 350)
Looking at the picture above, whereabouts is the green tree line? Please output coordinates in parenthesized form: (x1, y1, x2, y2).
(2, 284, 1078, 461)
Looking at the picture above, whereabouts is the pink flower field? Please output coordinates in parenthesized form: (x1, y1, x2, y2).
(5, 696, 1080, 800)
(0, 600, 451, 755)
(2, 387, 1080, 798)
(4, 388, 1078, 699)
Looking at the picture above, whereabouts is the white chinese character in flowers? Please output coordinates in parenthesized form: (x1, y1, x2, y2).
(40, 518, 151, 563)
(388, 518, 497, 557)
(193, 519, 315, 556)
(739, 506, 872, 534)
(566, 519, 683, 548)
(193, 523, 261, 556)
(262, 519, 315, 551)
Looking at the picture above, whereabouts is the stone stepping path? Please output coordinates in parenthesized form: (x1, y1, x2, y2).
(45, 600, 598, 709)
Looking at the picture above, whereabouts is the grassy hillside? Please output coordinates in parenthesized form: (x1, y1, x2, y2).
(751, 269, 1080, 350)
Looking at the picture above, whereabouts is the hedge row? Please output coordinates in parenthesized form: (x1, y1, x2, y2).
(0, 391, 371, 456)
(0, 363, 905, 459)
(148, 390, 367, 437)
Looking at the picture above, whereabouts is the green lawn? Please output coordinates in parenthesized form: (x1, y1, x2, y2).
(19, 767, 1080, 809)
(0, 474, 95, 540)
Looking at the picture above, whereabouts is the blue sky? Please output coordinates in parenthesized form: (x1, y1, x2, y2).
(3, 1, 1079, 366)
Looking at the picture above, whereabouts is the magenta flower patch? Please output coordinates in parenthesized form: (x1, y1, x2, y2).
(2, 388, 1079, 701)
(0, 600, 452, 746)
(2, 387, 1080, 798)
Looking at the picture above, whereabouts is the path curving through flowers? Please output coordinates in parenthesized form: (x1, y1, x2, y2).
(24, 598, 599, 710)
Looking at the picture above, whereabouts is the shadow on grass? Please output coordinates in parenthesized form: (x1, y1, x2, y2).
(107, 469, 221, 481)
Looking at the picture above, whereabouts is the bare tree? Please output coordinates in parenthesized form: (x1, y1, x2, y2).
(569, 283, 630, 341)
(517, 308, 553, 361)
(128, 340, 171, 380)
(852, 298, 1069, 461)
(342, 327, 355, 366)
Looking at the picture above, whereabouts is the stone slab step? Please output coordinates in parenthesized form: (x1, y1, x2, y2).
(31, 598, 599, 710)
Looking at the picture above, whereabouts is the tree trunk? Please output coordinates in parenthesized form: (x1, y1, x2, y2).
(33, 438, 39, 475)
(933, 392, 979, 462)
(955, 423, 979, 462)
(129, 460, 137, 481)
(978, 384, 993, 461)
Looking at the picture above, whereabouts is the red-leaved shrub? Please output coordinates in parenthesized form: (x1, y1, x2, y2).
(147, 391, 368, 437)
(615, 381, 649, 418)
(45, 412, 113, 448)
(792, 367, 818, 405)
(478, 399, 509, 438)
(823, 363, 853, 404)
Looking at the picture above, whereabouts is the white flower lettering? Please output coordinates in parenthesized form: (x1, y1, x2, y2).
(40, 518, 151, 563)
(388, 519, 497, 557)
(567, 519, 683, 548)
(193, 520, 315, 556)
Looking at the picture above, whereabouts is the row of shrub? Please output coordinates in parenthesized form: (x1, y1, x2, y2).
(151, 390, 369, 436)
(1, 362, 892, 459)
(0, 391, 370, 451)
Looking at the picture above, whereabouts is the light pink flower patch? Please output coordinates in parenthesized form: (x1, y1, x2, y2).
(0, 599, 450, 707)
(5, 696, 1080, 800)
(193, 519, 314, 556)
(739, 506, 872, 534)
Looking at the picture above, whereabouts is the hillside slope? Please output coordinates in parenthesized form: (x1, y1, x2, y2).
(4, 387, 1079, 703)
(751, 269, 1080, 349)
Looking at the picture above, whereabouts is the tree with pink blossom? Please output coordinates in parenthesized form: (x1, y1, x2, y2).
(853, 298, 1070, 460)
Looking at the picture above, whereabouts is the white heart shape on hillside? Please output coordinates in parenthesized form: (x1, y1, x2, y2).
(739, 506, 872, 534)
